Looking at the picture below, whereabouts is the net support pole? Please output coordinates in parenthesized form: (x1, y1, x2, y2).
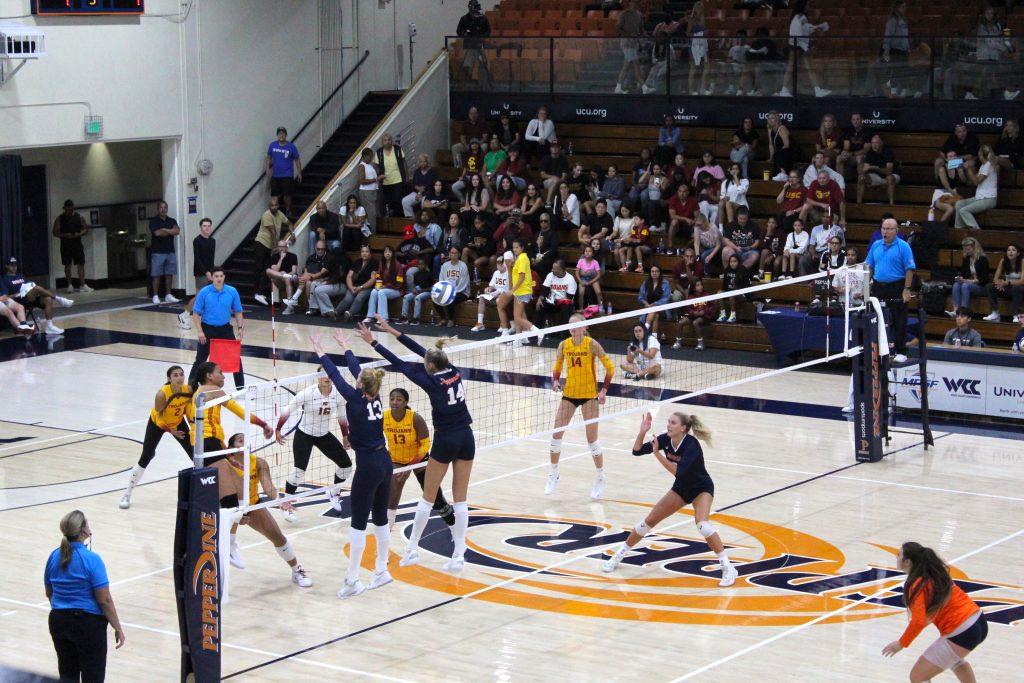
(852, 307, 885, 462)
(916, 314, 935, 449)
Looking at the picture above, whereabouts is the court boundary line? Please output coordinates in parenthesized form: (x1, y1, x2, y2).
(668, 526, 1024, 682)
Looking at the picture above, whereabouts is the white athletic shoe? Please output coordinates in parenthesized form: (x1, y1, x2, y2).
(45, 321, 64, 335)
(152, 295, 161, 305)
(254, 294, 269, 306)
(727, 311, 737, 323)
(66, 285, 76, 293)
(55, 296, 74, 308)
(775, 87, 792, 97)
(470, 323, 486, 332)
(716, 310, 727, 322)
(164, 294, 180, 304)
(78, 284, 93, 293)
(282, 304, 296, 316)
(544, 473, 559, 495)
(813, 86, 832, 98)
(17, 321, 34, 332)
(719, 564, 739, 587)
(229, 544, 245, 569)
(337, 578, 365, 599)
(282, 508, 298, 524)
(119, 493, 131, 509)
(399, 547, 420, 567)
(443, 555, 466, 573)
(590, 476, 605, 500)
(177, 311, 192, 329)
(368, 570, 394, 590)
(614, 83, 625, 94)
(772, 172, 788, 182)
(292, 565, 313, 588)
(983, 311, 1001, 322)
(601, 552, 623, 573)
(641, 84, 654, 94)
(893, 354, 908, 364)
(326, 487, 343, 512)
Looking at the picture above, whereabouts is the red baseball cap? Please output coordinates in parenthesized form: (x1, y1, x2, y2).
(403, 225, 416, 238)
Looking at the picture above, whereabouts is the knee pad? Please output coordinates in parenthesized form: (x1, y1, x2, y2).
(588, 440, 603, 457)
(549, 438, 562, 454)
(696, 520, 716, 538)
(633, 520, 650, 537)
(923, 637, 962, 672)
(287, 467, 305, 487)
(275, 540, 296, 563)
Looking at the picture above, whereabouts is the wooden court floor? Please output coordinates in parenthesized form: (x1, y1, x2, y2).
(0, 306, 1021, 681)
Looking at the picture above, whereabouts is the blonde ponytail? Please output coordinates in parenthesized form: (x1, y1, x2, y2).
(674, 412, 712, 446)
(425, 337, 457, 370)
(59, 510, 87, 571)
(359, 368, 386, 396)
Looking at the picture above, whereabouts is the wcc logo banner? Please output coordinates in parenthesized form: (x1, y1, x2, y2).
(892, 360, 1024, 419)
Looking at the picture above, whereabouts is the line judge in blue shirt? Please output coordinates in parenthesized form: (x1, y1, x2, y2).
(44, 510, 125, 682)
(866, 217, 916, 362)
(188, 265, 246, 389)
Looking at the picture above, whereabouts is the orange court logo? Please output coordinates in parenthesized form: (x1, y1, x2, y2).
(382, 502, 1023, 628)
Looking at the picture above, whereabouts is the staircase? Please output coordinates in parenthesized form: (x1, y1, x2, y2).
(222, 91, 402, 299)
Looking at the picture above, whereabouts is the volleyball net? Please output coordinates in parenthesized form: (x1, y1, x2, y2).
(187, 263, 874, 515)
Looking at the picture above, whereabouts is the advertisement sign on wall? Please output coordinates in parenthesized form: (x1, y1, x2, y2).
(891, 361, 1024, 419)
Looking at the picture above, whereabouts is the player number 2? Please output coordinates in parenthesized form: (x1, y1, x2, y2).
(446, 384, 466, 405)
(365, 401, 383, 420)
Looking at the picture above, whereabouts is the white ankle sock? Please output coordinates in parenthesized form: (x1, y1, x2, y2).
(550, 463, 559, 476)
(387, 508, 397, 532)
(230, 532, 237, 548)
(717, 550, 732, 568)
(477, 313, 484, 324)
(408, 499, 433, 548)
(347, 528, 366, 582)
(126, 464, 145, 493)
(373, 524, 390, 573)
(452, 502, 469, 559)
(594, 467, 604, 480)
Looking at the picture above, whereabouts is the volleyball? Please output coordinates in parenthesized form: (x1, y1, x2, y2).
(431, 280, 456, 306)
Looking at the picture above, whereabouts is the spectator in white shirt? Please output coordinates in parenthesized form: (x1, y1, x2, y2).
(523, 106, 557, 164)
(536, 260, 578, 328)
(718, 163, 749, 224)
(803, 152, 846, 190)
(782, 218, 809, 278)
(471, 252, 513, 332)
(779, 0, 831, 98)
(621, 323, 664, 380)
(802, 213, 845, 275)
(955, 145, 999, 230)
(553, 182, 581, 230)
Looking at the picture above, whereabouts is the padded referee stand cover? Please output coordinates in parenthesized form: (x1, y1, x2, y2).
(209, 339, 241, 373)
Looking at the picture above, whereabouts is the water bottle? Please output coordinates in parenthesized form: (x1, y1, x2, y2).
(430, 307, 436, 325)
(606, 302, 613, 316)
(927, 207, 935, 222)
(473, 266, 480, 283)
(658, 238, 665, 254)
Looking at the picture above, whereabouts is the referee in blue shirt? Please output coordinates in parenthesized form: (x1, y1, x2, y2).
(866, 218, 916, 362)
(189, 265, 246, 388)
(45, 510, 125, 682)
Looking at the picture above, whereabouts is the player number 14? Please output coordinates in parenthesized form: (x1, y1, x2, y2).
(446, 384, 466, 405)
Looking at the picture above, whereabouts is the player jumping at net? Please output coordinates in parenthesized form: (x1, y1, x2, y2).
(601, 411, 737, 587)
(215, 432, 312, 586)
(360, 318, 474, 573)
(548, 312, 615, 499)
(384, 387, 456, 531)
(311, 331, 394, 599)
(881, 541, 988, 682)
(275, 367, 354, 515)
(120, 365, 194, 509)
(190, 361, 272, 457)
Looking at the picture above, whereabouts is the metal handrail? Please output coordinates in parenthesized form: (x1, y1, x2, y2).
(211, 49, 370, 236)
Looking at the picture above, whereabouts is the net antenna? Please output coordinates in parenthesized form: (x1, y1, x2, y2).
(0, 22, 46, 86)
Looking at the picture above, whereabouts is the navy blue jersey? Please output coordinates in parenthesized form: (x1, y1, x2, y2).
(634, 432, 711, 489)
(1, 273, 28, 297)
(370, 334, 473, 430)
(318, 351, 387, 454)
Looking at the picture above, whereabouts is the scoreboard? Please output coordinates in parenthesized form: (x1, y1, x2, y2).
(32, 1, 145, 15)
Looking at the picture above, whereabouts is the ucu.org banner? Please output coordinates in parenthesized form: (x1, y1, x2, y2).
(891, 360, 1024, 419)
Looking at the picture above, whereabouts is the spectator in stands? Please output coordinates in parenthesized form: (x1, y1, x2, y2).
(965, 5, 1017, 101)
(482, 137, 508, 191)
(509, 239, 538, 343)
(399, 262, 435, 325)
(493, 210, 533, 258)
(993, 117, 1024, 175)
(781, 218, 809, 279)
(520, 183, 545, 230)
(718, 163, 750, 225)
(497, 147, 528, 191)
(293, 240, 330, 315)
(401, 154, 438, 218)
(693, 212, 721, 273)
(933, 123, 980, 178)
(802, 152, 845, 191)
(776, 170, 806, 230)
(932, 150, 968, 223)
(566, 163, 589, 207)
(459, 173, 491, 225)
(721, 206, 761, 273)
(687, 1, 711, 95)
(1, 256, 66, 333)
(747, 27, 781, 95)
(266, 127, 302, 218)
(944, 307, 985, 347)
(364, 246, 404, 323)
(623, 323, 665, 380)
(0, 269, 33, 333)
(357, 148, 380, 233)
(336, 245, 378, 321)
(340, 194, 368, 251)
(641, 11, 685, 94)
(985, 243, 1023, 321)
(948, 236, 990, 314)
(624, 215, 653, 273)
(668, 153, 693, 190)
(465, 213, 497, 277)
(579, 199, 613, 245)
(414, 208, 443, 254)
(819, 235, 846, 273)
(580, 165, 606, 217)
(523, 106, 556, 164)
(837, 112, 873, 179)
(835, 246, 865, 305)
(780, 0, 831, 98)
(804, 211, 845, 275)
(396, 223, 433, 286)
(1015, 313, 1024, 351)
(265, 239, 299, 312)
(452, 139, 484, 202)
(694, 151, 725, 188)
(452, 107, 491, 168)
(422, 179, 452, 222)
(308, 200, 342, 254)
(638, 265, 671, 334)
(377, 134, 408, 218)
(802, 170, 847, 228)
(534, 213, 560, 280)
(767, 111, 798, 180)
(695, 171, 721, 226)
(955, 145, 999, 230)
(308, 244, 349, 318)
(731, 117, 760, 179)
(456, 0, 492, 90)
(52, 200, 93, 294)
(253, 196, 292, 306)
(655, 115, 683, 167)
(611, 204, 636, 270)
(719, 253, 752, 323)
(674, 279, 715, 350)
(614, 0, 644, 94)
(539, 142, 569, 205)
(179, 217, 215, 329)
(492, 176, 520, 222)
(724, 29, 756, 96)
(934, 31, 972, 99)
(492, 112, 520, 152)
(866, 217, 916, 362)
(436, 213, 470, 274)
(536, 259, 578, 328)
(148, 200, 180, 305)
(576, 244, 604, 310)
(857, 135, 901, 205)
(668, 184, 699, 252)
(471, 252, 512, 332)
(815, 114, 844, 166)
(643, 164, 669, 228)
(879, 0, 913, 98)
(759, 215, 786, 281)
(671, 247, 703, 302)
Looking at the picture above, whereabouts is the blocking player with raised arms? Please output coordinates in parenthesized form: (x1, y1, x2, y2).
(601, 412, 737, 587)
(310, 331, 394, 599)
(120, 365, 194, 509)
(275, 368, 354, 513)
(383, 388, 456, 531)
(548, 312, 615, 499)
(360, 318, 474, 573)
(190, 362, 272, 455)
